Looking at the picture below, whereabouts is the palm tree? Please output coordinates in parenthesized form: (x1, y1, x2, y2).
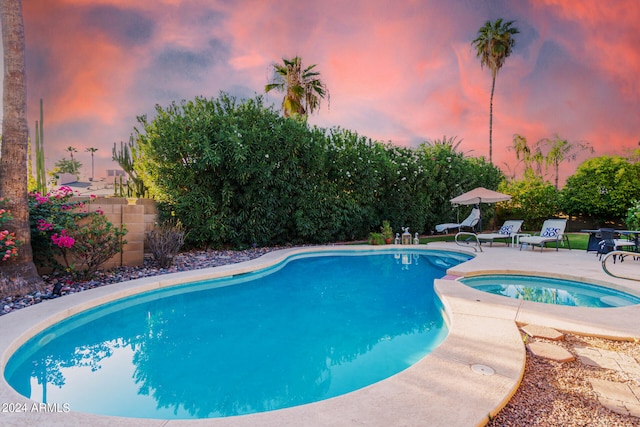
(66, 146, 77, 160)
(535, 134, 594, 189)
(86, 147, 98, 181)
(472, 18, 519, 164)
(0, 0, 43, 288)
(265, 56, 329, 120)
(509, 133, 543, 177)
(65, 146, 78, 175)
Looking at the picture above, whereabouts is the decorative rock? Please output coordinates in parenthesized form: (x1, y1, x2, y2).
(521, 324, 564, 341)
(527, 341, 575, 362)
(0, 246, 283, 317)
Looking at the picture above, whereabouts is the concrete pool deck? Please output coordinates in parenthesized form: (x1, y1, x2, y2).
(0, 244, 639, 426)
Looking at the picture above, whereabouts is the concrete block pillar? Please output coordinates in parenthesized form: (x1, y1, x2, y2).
(121, 202, 145, 266)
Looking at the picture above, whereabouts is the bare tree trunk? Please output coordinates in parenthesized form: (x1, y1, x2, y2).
(0, 0, 43, 291)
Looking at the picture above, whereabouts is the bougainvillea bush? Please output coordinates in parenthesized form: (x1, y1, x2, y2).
(29, 187, 127, 278)
(0, 199, 19, 262)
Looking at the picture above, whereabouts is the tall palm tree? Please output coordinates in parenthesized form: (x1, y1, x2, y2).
(86, 147, 98, 181)
(472, 18, 519, 164)
(265, 56, 329, 120)
(0, 0, 42, 288)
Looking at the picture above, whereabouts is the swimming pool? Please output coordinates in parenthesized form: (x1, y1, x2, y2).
(4, 250, 471, 419)
(459, 274, 640, 307)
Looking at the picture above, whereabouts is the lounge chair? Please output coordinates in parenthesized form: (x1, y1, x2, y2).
(435, 208, 480, 234)
(519, 219, 570, 252)
(477, 220, 524, 247)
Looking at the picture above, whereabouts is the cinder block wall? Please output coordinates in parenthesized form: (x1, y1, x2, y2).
(73, 197, 158, 268)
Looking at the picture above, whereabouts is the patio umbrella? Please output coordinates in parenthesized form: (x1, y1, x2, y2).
(449, 187, 511, 231)
(450, 187, 511, 205)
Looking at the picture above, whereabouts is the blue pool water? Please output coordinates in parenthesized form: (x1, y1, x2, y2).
(460, 274, 640, 307)
(4, 250, 470, 419)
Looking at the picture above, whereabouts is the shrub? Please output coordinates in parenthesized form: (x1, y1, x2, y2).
(626, 200, 640, 231)
(132, 93, 504, 247)
(560, 155, 640, 222)
(29, 187, 86, 271)
(29, 189, 127, 278)
(498, 175, 559, 231)
(66, 213, 127, 278)
(146, 220, 185, 268)
(368, 232, 385, 245)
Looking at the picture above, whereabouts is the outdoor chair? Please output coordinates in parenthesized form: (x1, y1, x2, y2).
(519, 219, 570, 252)
(477, 220, 524, 247)
(597, 228, 636, 262)
(435, 208, 480, 234)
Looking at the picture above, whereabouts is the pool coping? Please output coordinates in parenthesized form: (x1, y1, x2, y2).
(0, 244, 639, 426)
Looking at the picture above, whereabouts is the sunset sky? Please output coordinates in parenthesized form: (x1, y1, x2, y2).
(3, 0, 639, 186)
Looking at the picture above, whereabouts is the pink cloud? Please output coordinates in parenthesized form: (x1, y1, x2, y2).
(10, 0, 639, 185)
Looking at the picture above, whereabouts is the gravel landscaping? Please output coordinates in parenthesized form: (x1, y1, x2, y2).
(489, 333, 640, 426)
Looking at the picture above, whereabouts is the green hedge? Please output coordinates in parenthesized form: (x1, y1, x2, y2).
(134, 93, 502, 248)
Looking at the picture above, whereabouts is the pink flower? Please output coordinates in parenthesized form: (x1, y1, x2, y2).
(51, 230, 75, 249)
(37, 220, 54, 231)
(34, 195, 50, 204)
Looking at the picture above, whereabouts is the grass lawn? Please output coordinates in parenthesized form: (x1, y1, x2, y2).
(418, 232, 589, 251)
(355, 232, 590, 250)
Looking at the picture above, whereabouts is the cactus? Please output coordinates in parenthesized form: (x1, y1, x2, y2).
(112, 136, 147, 198)
(34, 99, 46, 194)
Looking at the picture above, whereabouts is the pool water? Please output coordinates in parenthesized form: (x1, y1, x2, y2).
(4, 250, 470, 419)
(460, 274, 640, 307)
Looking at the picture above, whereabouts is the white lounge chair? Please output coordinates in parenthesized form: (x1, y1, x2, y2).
(477, 220, 524, 247)
(436, 208, 480, 234)
(519, 219, 570, 252)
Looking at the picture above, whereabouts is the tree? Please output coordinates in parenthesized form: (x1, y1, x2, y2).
(265, 56, 329, 120)
(417, 138, 503, 230)
(86, 147, 98, 181)
(498, 175, 559, 231)
(508, 133, 543, 178)
(535, 134, 593, 190)
(66, 146, 77, 160)
(472, 18, 519, 164)
(0, 0, 42, 288)
(560, 155, 640, 223)
(51, 158, 82, 176)
(65, 146, 78, 174)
